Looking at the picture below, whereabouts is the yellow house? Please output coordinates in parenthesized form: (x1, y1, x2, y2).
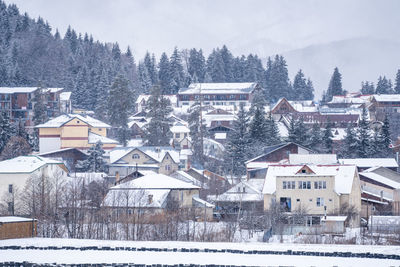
(262, 164, 361, 227)
(109, 146, 180, 177)
(35, 114, 118, 153)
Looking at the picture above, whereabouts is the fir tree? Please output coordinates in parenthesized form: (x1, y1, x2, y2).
(188, 48, 206, 82)
(249, 91, 267, 151)
(169, 47, 185, 94)
(326, 67, 343, 101)
(361, 81, 375, 94)
(372, 115, 392, 157)
(265, 55, 291, 101)
(376, 76, 393, 94)
(356, 107, 372, 158)
(0, 111, 15, 153)
(224, 103, 252, 176)
(33, 88, 48, 125)
(308, 123, 322, 152)
(158, 52, 172, 94)
(341, 124, 358, 158)
(395, 69, 400, 94)
(143, 85, 173, 146)
(108, 75, 133, 146)
(188, 100, 207, 168)
(76, 141, 107, 172)
(264, 113, 281, 146)
(322, 120, 334, 153)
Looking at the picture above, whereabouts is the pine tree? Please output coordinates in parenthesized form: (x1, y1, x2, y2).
(169, 47, 185, 94)
(188, 100, 207, 168)
(138, 62, 152, 93)
(322, 120, 334, 153)
(158, 52, 172, 94)
(224, 103, 252, 176)
(33, 88, 48, 125)
(265, 55, 291, 102)
(249, 91, 267, 151)
(395, 69, 400, 94)
(341, 124, 358, 158)
(372, 115, 392, 157)
(361, 81, 375, 94)
(188, 48, 206, 83)
(0, 111, 15, 153)
(356, 107, 372, 158)
(108, 75, 133, 146)
(308, 123, 322, 152)
(376, 76, 393, 94)
(292, 70, 308, 100)
(326, 67, 343, 101)
(76, 141, 107, 172)
(207, 49, 225, 82)
(264, 113, 281, 146)
(143, 85, 173, 146)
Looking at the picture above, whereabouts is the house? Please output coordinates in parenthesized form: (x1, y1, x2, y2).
(185, 168, 228, 197)
(326, 94, 369, 109)
(262, 164, 361, 227)
(368, 94, 400, 122)
(0, 216, 37, 240)
(208, 179, 264, 218)
(102, 172, 214, 221)
(35, 114, 118, 153)
(339, 158, 399, 172)
(359, 167, 400, 217)
(43, 88, 64, 118)
(170, 122, 190, 148)
(0, 156, 68, 214)
(177, 82, 261, 107)
(108, 146, 180, 177)
(59, 91, 72, 114)
(246, 142, 314, 178)
(38, 147, 88, 172)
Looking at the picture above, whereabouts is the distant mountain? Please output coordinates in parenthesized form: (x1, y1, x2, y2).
(281, 37, 400, 99)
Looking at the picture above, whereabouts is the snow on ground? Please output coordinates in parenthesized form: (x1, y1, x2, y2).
(0, 238, 400, 266)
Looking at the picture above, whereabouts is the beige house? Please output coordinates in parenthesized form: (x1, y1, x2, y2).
(170, 122, 190, 148)
(0, 156, 68, 214)
(35, 114, 118, 153)
(262, 164, 361, 226)
(109, 146, 180, 177)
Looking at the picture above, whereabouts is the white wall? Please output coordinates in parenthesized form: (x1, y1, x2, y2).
(39, 137, 61, 153)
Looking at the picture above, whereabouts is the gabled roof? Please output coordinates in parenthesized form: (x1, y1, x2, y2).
(208, 179, 264, 202)
(60, 92, 72, 101)
(88, 132, 118, 144)
(0, 87, 39, 94)
(35, 114, 111, 128)
(262, 164, 357, 195)
(0, 155, 65, 174)
(359, 170, 400, 189)
(38, 147, 88, 157)
(179, 82, 258, 95)
(103, 188, 170, 208)
(112, 172, 200, 190)
(372, 94, 400, 102)
(109, 146, 180, 164)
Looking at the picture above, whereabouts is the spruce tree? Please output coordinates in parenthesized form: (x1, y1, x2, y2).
(395, 69, 400, 94)
(249, 91, 267, 151)
(326, 67, 343, 101)
(188, 100, 207, 168)
(308, 123, 322, 152)
(76, 141, 107, 172)
(376, 76, 393, 94)
(143, 85, 173, 146)
(356, 107, 372, 158)
(372, 115, 392, 157)
(158, 52, 172, 94)
(224, 103, 252, 176)
(322, 120, 334, 153)
(292, 70, 308, 100)
(342, 124, 358, 158)
(265, 113, 281, 146)
(361, 81, 375, 94)
(169, 47, 185, 94)
(0, 111, 15, 153)
(108, 75, 133, 146)
(33, 88, 48, 125)
(188, 48, 206, 83)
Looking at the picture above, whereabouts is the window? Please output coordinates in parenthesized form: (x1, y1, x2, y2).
(175, 133, 180, 138)
(242, 187, 246, 193)
(8, 202, 13, 213)
(323, 181, 326, 189)
(307, 181, 311, 189)
(76, 120, 80, 123)
(283, 181, 287, 189)
(8, 184, 13, 193)
(297, 199, 300, 202)
(132, 153, 140, 159)
(316, 197, 324, 207)
(301, 169, 306, 174)
(99, 128, 102, 131)
(165, 165, 171, 171)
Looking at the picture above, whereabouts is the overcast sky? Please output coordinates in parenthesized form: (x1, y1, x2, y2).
(7, 0, 400, 60)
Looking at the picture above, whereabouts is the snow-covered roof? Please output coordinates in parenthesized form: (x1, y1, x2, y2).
(126, 139, 144, 147)
(277, 121, 288, 138)
(0, 87, 39, 94)
(192, 196, 215, 208)
(328, 96, 367, 104)
(0, 156, 64, 174)
(369, 216, 400, 226)
(45, 88, 64, 93)
(209, 179, 264, 202)
(112, 173, 200, 190)
(35, 114, 111, 128)
(88, 132, 119, 144)
(38, 147, 87, 156)
(68, 172, 108, 182)
(339, 158, 399, 168)
(262, 164, 357, 195)
(135, 94, 177, 105)
(170, 124, 190, 133)
(321, 216, 347, 222)
(103, 188, 170, 208)
(0, 216, 36, 223)
(331, 128, 347, 141)
(288, 101, 317, 112)
(60, 91, 72, 101)
(179, 82, 258, 95)
(171, 171, 203, 187)
(360, 171, 400, 189)
(372, 94, 400, 102)
(109, 146, 180, 164)
(289, 154, 338, 165)
(214, 133, 226, 139)
(128, 120, 147, 129)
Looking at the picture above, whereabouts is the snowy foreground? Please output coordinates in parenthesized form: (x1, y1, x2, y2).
(1, 238, 400, 266)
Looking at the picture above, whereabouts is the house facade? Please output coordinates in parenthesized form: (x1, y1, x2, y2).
(35, 114, 118, 153)
(368, 94, 400, 122)
(262, 164, 361, 226)
(109, 146, 180, 177)
(177, 82, 261, 107)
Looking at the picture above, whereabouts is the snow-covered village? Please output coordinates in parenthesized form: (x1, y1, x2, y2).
(0, 0, 400, 266)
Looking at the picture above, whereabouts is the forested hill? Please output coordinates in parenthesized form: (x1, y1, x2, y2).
(0, 0, 137, 112)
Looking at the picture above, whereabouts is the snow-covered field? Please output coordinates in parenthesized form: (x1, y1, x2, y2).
(1, 238, 399, 266)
